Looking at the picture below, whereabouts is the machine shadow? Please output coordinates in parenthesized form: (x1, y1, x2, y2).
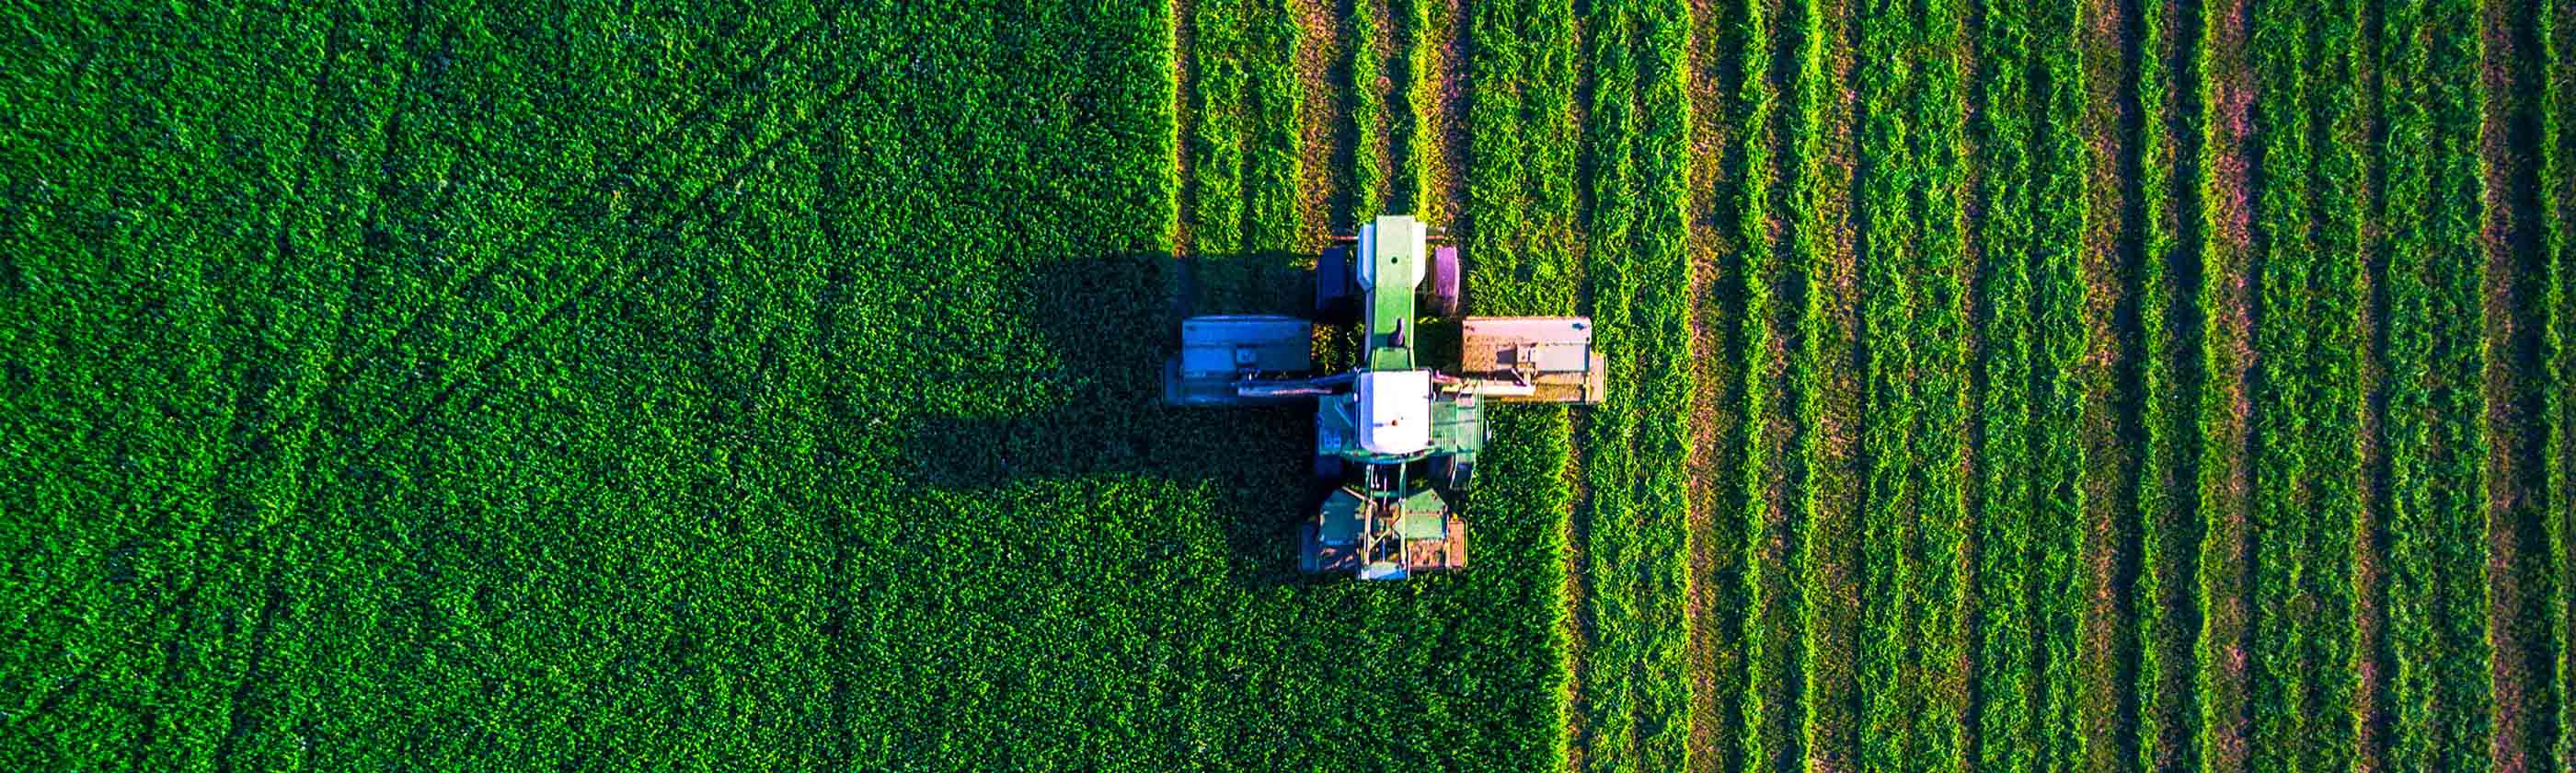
(894, 250, 1337, 589)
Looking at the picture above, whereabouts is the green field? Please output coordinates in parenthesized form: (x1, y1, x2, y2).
(3, 0, 2569, 770)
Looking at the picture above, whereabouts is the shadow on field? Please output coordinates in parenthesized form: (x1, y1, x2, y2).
(896, 250, 1340, 588)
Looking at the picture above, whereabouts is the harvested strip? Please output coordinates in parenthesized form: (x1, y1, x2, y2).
(2191, 0, 2258, 767)
(1733, 0, 1807, 766)
(2473, 0, 2555, 767)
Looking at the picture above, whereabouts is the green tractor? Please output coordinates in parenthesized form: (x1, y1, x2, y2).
(1164, 214, 1606, 581)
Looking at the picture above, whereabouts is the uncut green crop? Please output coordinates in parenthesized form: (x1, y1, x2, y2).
(1464, 0, 1582, 767)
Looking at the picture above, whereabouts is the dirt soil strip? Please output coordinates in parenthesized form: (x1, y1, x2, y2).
(2076, 0, 2140, 767)
(2475, 0, 2552, 769)
(1681, 0, 1742, 769)
(2196, 0, 2258, 764)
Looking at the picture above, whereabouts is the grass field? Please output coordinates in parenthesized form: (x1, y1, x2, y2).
(2, 0, 2569, 770)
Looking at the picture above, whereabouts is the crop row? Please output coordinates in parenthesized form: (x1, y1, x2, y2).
(2551, 5, 2575, 769)
(1570, 3, 1697, 770)
(2377, 0, 2496, 767)
(2030, 0, 2092, 766)
(1853, 0, 1919, 768)
(1969, 0, 2039, 767)
(2248, 0, 2316, 764)
(1905, 0, 1975, 768)
(1463, 0, 1583, 768)
(1729, 0, 1809, 764)
(2301, 0, 2369, 768)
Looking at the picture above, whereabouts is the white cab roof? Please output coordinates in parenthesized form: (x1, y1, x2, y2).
(1357, 370, 1432, 455)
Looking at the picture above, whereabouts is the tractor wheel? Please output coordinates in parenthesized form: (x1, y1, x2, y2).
(1423, 245, 1462, 317)
(1314, 247, 1356, 322)
(1314, 454, 1347, 484)
(1430, 455, 1473, 490)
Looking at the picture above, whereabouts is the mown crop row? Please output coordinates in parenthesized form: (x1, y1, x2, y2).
(1970, 0, 2040, 767)
(2030, 0, 2091, 766)
(1905, 0, 1975, 768)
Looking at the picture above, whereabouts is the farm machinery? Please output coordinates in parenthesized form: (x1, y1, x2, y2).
(1164, 214, 1606, 581)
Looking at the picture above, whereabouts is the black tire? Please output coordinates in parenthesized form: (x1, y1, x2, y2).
(1313, 454, 1347, 483)
(1423, 245, 1462, 317)
(1314, 247, 1355, 322)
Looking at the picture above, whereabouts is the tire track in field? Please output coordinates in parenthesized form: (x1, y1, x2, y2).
(298, 10, 839, 438)
(2474, 0, 2553, 768)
